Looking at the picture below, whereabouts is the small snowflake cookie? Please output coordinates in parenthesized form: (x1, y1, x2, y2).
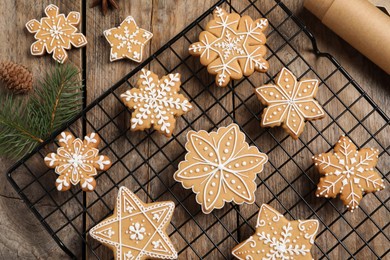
(44, 132, 112, 192)
(89, 186, 178, 260)
(255, 68, 326, 139)
(120, 69, 192, 137)
(232, 204, 319, 260)
(25, 4, 87, 63)
(104, 16, 153, 62)
(189, 7, 269, 87)
(174, 123, 268, 214)
(313, 135, 385, 211)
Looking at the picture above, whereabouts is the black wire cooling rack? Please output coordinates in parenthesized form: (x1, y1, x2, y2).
(7, 0, 390, 259)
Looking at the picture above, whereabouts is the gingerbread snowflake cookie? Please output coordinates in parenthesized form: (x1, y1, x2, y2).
(89, 186, 177, 260)
(26, 4, 87, 63)
(174, 123, 268, 214)
(189, 7, 269, 87)
(104, 16, 153, 62)
(255, 68, 326, 139)
(44, 132, 112, 192)
(232, 204, 319, 260)
(313, 136, 385, 211)
(120, 69, 192, 137)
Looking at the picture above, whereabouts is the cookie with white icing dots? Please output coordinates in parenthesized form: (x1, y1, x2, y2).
(174, 123, 268, 214)
(313, 135, 385, 211)
(232, 204, 319, 260)
(120, 69, 192, 137)
(255, 68, 326, 139)
(104, 16, 153, 63)
(189, 7, 269, 87)
(89, 186, 178, 260)
(25, 4, 87, 63)
(44, 132, 112, 192)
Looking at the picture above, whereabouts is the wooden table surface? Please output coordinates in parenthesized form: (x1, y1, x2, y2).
(0, 0, 388, 259)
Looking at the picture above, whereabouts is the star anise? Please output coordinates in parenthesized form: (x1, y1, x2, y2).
(90, 0, 119, 16)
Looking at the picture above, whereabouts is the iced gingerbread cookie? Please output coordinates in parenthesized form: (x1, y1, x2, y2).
(104, 16, 153, 62)
(120, 69, 192, 137)
(44, 132, 112, 192)
(232, 204, 319, 260)
(255, 68, 326, 139)
(174, 123, 268, 214)
(89, 186, 177, 260)
(189, 7, 269, 87)
(313, 135, 385, 211)
(26, 4, 87, 63)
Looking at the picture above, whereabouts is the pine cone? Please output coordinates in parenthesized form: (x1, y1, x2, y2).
(0, 61, 33, 94)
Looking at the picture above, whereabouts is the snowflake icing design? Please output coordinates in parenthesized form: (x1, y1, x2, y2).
(232, 204, 319, 260)
(26, 4, 87, 63)
(89, 186, 177, 260)
(255, 68, 326, 139)
(120, 69, 192, 136)
(104, 16, 153, 62)
(44, 132, 112, 192)
(313, 135, 385, 211)
(189, 7, 269, 87)
(174, 123, 268, 214)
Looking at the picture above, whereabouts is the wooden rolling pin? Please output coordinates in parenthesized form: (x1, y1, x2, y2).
(304, 0, 390, 74)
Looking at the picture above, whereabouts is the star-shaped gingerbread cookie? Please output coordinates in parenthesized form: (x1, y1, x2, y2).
(255, 68, 326, 139)
(44, 132, 112, 192)
(104, 16, 153, 62)
(120, 69, 192, 137)
(313, 135, 385, 211)
(89, 186, 177, 260)
(232, 204, 319, 260)
(26, 4, 87, 63)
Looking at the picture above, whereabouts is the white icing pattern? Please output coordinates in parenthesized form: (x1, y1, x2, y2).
(89, 186, 177, 260)
(189, 7, 269, 87)
(313, 135, 385, 211)
(120, 69, 192, 136)
(174, 123, 268, 214)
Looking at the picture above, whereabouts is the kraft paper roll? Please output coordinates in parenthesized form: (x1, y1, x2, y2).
(304, 0, 390, 74)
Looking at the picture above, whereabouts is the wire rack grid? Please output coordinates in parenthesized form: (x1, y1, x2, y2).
(7, 0, 390, 259)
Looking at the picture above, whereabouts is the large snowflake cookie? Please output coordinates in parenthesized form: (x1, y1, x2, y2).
(313, 135, 385, 211)
(120, 69, 192, 137)
(89, 186, 177, 260)
(174, 123, 268, 214)
(25, 4, 87, 63)
(255, 68, 326, 139)
(44, 132, 112, 192)
(104, 16, 153, 62)
(189, 7, 269, 87)
(232, 204, 319, 260)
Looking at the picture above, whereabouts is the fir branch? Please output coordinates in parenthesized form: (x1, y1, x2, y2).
(0, 63, 83, 159)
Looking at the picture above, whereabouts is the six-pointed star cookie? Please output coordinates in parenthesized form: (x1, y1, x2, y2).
(232, 204, 319, 260)
(313, 135, 385, 211)
(104, 16, 153, 62)
(120, 69, 192, 137)
(255, 68, 326, 139)
(189, 7, 269, 87)
(174, 123, 268, 214)
(89, 186, 177, 260)
(25, 4, 87, 63)
(44, 132, 112, 192)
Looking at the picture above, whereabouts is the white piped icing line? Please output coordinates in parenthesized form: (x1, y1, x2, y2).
(256, 67, 326, 139)
(25, 4, 87, 63)
(174, 123, 268, 214)
(120, 69, 192, 136)
(232, 204, 319, 260)
(189, 7, 269, 87)
(313, 135, 385, 211)
(44, 132, 112, 192)
(89, 186, 178, 260)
